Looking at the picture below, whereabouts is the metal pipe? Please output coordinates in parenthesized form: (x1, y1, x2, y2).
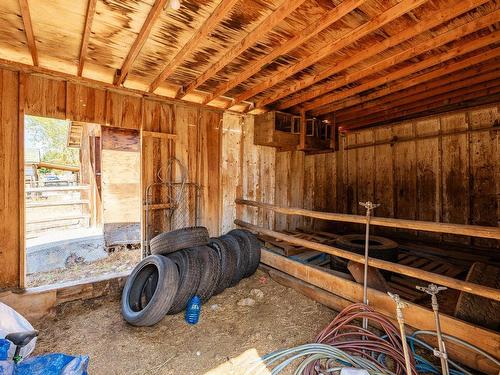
(359, 201, 380, 329)
(416, 284, 449, 375)
(388, 292, 413, 375)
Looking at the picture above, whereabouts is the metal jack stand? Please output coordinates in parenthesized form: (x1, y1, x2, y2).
(388, 292, 413, 375)
(416, 284, 449, 375)
(359, 201, 380, 330)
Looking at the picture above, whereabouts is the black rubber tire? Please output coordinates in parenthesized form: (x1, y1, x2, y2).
(219, 234, 245, 287)
(150, 227, 209, 255)
(166, 249, 202, 314)
(228, 229, 261, 277)
(208, 237, 238, 295)
(121, 255, 179, 326)
(335, 234, 399, 262)
(455, 262, 500, 331)
(193, 246, 222, 303)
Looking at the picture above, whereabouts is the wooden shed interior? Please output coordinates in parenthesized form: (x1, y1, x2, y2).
(0, 0, 499, 374)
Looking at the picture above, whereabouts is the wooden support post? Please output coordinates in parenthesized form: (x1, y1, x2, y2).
(299, 108, 306, 150)
(235, 199, 500, 240)
(235, 219, 500, 301)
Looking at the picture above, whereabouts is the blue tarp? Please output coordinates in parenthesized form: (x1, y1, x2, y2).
(0, 340, 89, 375)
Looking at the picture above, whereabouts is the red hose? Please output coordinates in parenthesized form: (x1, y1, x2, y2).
(305, 303, 417, 375)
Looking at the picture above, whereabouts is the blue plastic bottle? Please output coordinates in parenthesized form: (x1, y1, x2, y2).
(185, 295, 201, 325)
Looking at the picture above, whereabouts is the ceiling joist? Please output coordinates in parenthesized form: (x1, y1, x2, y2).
(303, 31, 500, 112)
(311, 48, 500, 116)
(343, 80, 500, 129)
(181, 0, 308, 97)
(148, 0, 240, 93)
(278, 7, 500, 110)
(18, 0, 38, 66)
(260, 0, 491, 110)
(115, 0, 169, 86)
(232, 0, 429, 106)
(336, 66, 500, 122)
(78, 0, 97, 76)
(203, 0, 368, 104)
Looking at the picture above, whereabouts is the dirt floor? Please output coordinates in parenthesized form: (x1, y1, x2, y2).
(27, 249, 141, 287)
(34, 270, 335, 375)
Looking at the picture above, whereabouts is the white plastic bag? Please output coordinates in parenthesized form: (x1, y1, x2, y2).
(0, 302, 36, 359)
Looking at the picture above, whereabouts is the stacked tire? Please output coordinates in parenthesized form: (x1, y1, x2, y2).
(121, 227, 261, 326)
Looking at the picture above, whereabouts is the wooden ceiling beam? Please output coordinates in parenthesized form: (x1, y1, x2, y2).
(148, 0, 239, 93)
(181, 0, 308, 97)
(203, 0, 368, 104)
(266, 0, 494, 110)
(343, 80, 500, 129)
(334, 61, 500, 121)
(340, 71, 500, 125)
(232, 0, 429, 106)
(78, 0, 97, 76)
(336, 67, 500, 122)
(18, 0, 38, 66)
(303, 31, 500, 111)
(311, 53, 500, 116)
(115, 0, 169, 86)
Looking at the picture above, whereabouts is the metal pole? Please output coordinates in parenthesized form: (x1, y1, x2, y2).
(359, 201, 380, 329)
(416, 284, 449, 375)
(388, 292, 413, 375)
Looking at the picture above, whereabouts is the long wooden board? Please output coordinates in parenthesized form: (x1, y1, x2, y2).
(261, 250, 500, 374)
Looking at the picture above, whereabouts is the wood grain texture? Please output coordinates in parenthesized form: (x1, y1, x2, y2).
(0, 68, 20, 288)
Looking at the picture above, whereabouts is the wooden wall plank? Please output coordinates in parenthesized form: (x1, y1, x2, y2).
(415, 118, 441, 242)
(66, 82, 106, 124)
(105, 91, 142, 130)
(0, 68, 20, 288)
(288, 151, 304, 231)
(199, 109, 222, 236)
(220, 113, 242, 233)
(25, 75, 66, 119)
(274, 151, 289, 231)
(441, 112, 470, 245)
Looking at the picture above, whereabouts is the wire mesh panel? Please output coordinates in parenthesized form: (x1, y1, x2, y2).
(143, 158, 200, 257)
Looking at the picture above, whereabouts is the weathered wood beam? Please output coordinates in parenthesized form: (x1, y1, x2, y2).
(338, 68, 500, 123)
(299, 108, 306, 150)
(335, 63, 500, 121)
(115, 0, 169, 86)
(303, 31, 500, 111)
(235, 199, 500, 239)
(232, 0, 429, 106)
(204, 0, 367, 104)
(78, 0, 97, 76)
(343, 81, 500, 129)
(148, 0, 239, 93)
(311, 52, 500, 116)
(182, 0, 308, 97)
(275, 8, 500, 110)
(236, 219, 500, 300)
(260, 251, 500, 375)
(255, 0, 492, 109)
(18, 0, 38, 66)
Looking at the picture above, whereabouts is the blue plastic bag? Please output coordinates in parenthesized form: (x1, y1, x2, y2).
(0, 353, 89, 375)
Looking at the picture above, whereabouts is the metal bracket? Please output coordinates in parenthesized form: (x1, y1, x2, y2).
(433, 348, 448, 359)
(416, 283, 447, 296)
(359, 201, 381, 212)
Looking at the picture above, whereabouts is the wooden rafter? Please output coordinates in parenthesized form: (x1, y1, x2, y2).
(203, 0, 367, 104)
(78, 0, 97, 76)
(148, 0, 239, 93)
(336, 67, 500, 122)
(18, 0, 38, 66)
(311, 53, 500, 116)
(303, 31, 500, 112)
(259, 0, 491, 110)
(182, 0, 308, 97)
(232, 0, 429, 106)
(277, 8, 500, 110)
(115, 0, 169, 86)
(343, 81, 500, 129)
